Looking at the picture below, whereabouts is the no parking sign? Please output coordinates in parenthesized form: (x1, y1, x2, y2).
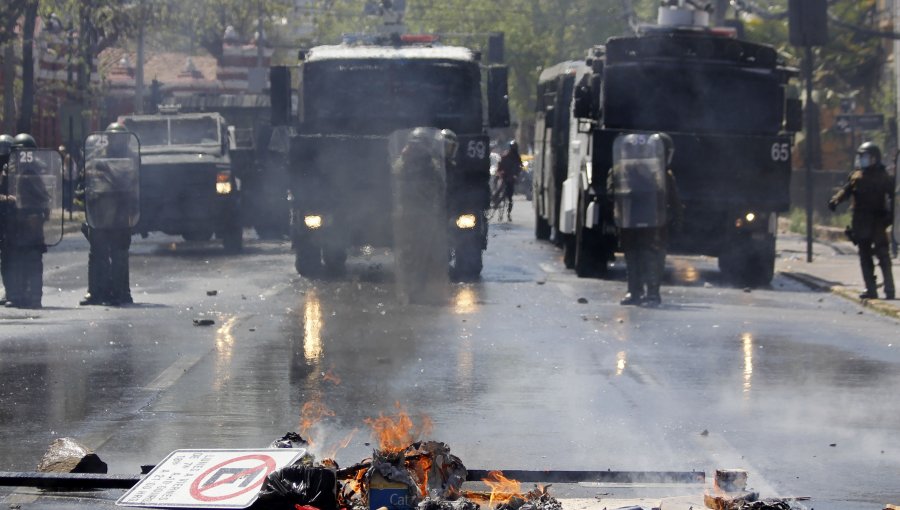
(117, 449, 305, 508)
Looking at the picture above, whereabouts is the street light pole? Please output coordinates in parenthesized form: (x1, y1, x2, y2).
(805, 45, 815, 263)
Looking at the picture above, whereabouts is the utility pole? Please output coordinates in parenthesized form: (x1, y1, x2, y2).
(714, 0, 728, 26)
(2, 44, 14, 133)
(135, 21, 144, 114)
(789, 0, 828, 263)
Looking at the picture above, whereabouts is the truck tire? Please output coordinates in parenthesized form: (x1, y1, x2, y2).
(574, 194, 607, 278)
(222, 226, 244, 253)
(451, 239, 483, 281)
(535, 207, 551, 240)
(719, 235, 775, 287)
(295, 241, 322, 276)
(323, 247, 347, 276)
(562, 233, 576, 269)
(183, 231, 213, 242)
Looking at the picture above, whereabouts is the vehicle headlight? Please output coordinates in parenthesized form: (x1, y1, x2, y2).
(216, 171, 232, 194)
(304, 215, 323, 229)
(735, 212, 757, 228)
(456, 214, 477, 229)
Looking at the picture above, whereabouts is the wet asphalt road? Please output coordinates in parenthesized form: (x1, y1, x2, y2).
(1, 198, 899, 509)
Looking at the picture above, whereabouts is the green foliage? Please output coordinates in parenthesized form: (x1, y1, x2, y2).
(787, 206, 854, 234)
(0, 0, 28, 47)
(743, 0, 889, 111)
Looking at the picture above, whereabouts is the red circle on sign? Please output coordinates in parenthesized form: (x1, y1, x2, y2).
(189, 454, 277, 502)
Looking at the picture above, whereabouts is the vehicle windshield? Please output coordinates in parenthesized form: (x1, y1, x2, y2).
(303, 59, 482, 134)
(603, 62, 784, 135)
(123, 117, 221, 147)
(123, 118, 169, 147)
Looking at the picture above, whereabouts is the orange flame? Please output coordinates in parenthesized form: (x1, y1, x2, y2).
(323, 427, 360, 460)
(299, 400, 336, 440)
(482, 470, 522, 507)
(364, 403, 433, 452)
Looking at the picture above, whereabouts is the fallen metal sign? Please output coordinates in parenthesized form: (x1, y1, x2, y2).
(116, 449, 305, 509)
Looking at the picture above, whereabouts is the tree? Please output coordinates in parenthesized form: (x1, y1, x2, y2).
(169, 0, 292, 62)
(16, 0, 38, 133)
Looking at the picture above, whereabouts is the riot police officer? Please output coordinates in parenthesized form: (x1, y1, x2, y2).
(829, 142, 895, 300)
(80, 123, 139, 306)
(5, 133, 50, 308)
(0, 134, 15, 304)
(609, 133, 682, 307)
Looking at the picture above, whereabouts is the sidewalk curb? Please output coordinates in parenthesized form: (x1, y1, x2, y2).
(780, 271, 900, 320)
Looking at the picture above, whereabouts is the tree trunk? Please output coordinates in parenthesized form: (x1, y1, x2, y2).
(16, 0, 38, 134)
(3, 43, 15, 133)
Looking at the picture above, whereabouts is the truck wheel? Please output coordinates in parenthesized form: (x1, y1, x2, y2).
(562, 233, 576, 269)
(574, 195, 606, 278)
(719, 236, 775, 287)
(222, 226, 244, 253)
(295, 242, 322, 276)
(535, 207, 551, 240)
(323, 247, 347, 276)
(183, 231, 213, 242)
(451, 240, 483, 281)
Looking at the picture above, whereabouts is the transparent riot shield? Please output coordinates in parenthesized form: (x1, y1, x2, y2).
(83, 131, 141, 229)
(7, 148, 64, 247)
(389, 128, 449, 304)
(612, 133, 667, 229)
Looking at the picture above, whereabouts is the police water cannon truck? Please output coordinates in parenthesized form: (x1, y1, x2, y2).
(533, 1, 802, 285)
(269, 26, 510, 279)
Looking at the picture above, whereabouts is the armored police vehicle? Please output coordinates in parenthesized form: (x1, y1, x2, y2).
(121, 110, 243, 252)
(269, 33, 510, 278)
(533, 3, 801, 285)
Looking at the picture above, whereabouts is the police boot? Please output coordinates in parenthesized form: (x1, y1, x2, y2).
(80, 249, 105, 305)
(109, 249, 133, 306)
(621, 250, 643, 305)
(881, 266, 895, 300)
(859, 251, 879, 299)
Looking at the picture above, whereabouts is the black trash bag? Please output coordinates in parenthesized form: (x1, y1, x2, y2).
(255, 465, 338, 510)
(270, 432, 310, 449)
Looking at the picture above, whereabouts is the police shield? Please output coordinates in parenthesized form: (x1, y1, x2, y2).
(83, 131, 140, 229)
(7, 148, 64, 247)
(612, 133, 667, 229)
(388, 127, 449, 304)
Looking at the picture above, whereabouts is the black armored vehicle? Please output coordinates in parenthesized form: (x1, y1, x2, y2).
(121, 110, 243, 252)
(269, 32, 510, 278)
(533, 3, 801, 285)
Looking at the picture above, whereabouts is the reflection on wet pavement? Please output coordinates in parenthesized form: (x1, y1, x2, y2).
(742, 332, 753, 398)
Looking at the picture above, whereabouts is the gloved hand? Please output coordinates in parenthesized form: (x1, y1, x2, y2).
(827, 199, 838, 212)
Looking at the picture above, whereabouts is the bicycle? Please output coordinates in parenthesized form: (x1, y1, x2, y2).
(487, 178, 513, 222)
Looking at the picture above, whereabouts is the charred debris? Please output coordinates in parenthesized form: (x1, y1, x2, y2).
(258, 432, 561, 510)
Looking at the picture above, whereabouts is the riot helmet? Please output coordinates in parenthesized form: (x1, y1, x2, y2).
(656, 132, 675, 165)
(106, 122, 131, 157)
(0, 134, 14, 165)
(855, 141, 881, 169)
(13, 133, 37, 149)
(440, 129, 458, 160)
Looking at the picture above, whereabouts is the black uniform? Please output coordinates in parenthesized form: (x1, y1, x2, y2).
(6, 157, 51, 308)
(81, 132, 137, 306)
(611, 169, 683, 306)
(829, 158, 895, 300)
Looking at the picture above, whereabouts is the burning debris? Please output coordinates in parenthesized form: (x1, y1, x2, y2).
(256, 405, 561, 510)
(703, 470, 802, 510)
